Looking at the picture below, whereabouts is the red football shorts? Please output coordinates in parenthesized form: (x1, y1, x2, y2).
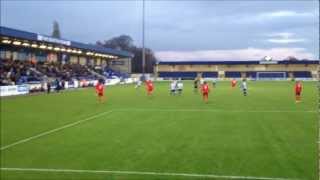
(295, 91, 301, 96)
(98, 92, 104, 97)
(203, 92, 208, 97)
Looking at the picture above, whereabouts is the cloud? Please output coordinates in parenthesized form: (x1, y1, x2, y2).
(237, 10, 315, 23)
(156, 48, 315, 61)
(263, 10, 313, 18)
(266, 38, 307, 44)
(263, 32, 307, 44)
(266, 32, 294, 38)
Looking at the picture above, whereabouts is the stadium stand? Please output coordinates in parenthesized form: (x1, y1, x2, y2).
(0, 57, 133, 87)
(0, 58, 102, 85)
(293, 71, 312, 78)
(0, 59, 42, 86)
(156, 60, 318, 80)
(158, 72, 197, 79)
(202, 72, 218, 78)
(246, 71, 257, 79)
(225, 71, 241, 78)
(0, 26, 133, 96)
(89, 66, 129, 79)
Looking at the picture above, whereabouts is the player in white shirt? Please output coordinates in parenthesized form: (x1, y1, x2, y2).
(170, 80, 177, 95)
(200, 78, 204, 85)
(240, 79, 248, 96)
(212, 79, 217, 88)
(135, 76, 143, 89)
(177, 80, 183, 95)
(135, 79, 142, 88)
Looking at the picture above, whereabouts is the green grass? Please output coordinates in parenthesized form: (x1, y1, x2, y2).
(0, 81, 318, 180)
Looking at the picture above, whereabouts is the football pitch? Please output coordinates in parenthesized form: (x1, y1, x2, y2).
(0, 81, 318, 180)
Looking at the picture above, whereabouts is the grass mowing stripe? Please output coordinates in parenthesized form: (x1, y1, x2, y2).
(0, 110, 113, 151)
(2, 108, 311, 152)
(114, 108, 316, 113)
(0, 168, 298, 180)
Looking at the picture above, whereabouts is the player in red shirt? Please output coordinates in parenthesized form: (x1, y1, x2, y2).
(201, 81, 210, 103)
(295, 81, 303, 103)
(146, 80, 154, 96)
(231, 79, 237, 88)
(95, 79, 105, 103)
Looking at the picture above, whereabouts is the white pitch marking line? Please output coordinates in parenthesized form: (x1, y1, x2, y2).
(115, 108, 316, 113)
(0, 168, 298, 180)
(0, 110, 113, 151)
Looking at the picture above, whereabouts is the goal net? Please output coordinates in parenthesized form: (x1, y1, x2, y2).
(256, 72, 287, 80)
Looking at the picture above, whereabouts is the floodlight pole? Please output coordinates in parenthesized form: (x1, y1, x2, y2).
(318, 46, 320, 180)
(142, 0, 146, 74)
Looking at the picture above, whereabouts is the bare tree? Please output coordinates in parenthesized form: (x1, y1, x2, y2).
(285, 56, 299, 61)
(97, 35, 157, 73)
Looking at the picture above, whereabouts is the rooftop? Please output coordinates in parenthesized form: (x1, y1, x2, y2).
(0, 26, 133, 58)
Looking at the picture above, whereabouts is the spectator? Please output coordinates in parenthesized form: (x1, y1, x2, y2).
(47, 81, 51, 94)
(55, 79, 60, 92)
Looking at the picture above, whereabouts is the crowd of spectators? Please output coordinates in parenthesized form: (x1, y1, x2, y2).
(90, 65, 129, 79)
(36, 62, 98, 81)
(0, 59, 42, 86)
(1, 59, 100, 86)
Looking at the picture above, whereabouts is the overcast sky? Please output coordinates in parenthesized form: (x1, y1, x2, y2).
(1, 0, 319, 61)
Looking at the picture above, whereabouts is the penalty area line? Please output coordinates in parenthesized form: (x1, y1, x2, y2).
(0, 110, 113, 151)
(0, 168, 298, 180)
